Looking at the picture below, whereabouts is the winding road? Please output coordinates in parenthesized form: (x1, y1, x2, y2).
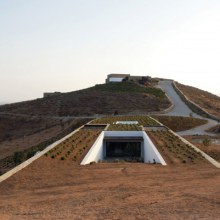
(158, 80, 218, 136)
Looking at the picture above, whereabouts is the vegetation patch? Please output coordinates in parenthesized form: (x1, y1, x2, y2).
(46, 129, 101, 163)
(152, 115, 207, 132)
(107, 124, 142, 131)
(175, 82, 220, 119)
(147, 130, 206, 165)
(91, 115, 159, 126)
(91, 82, 166, 98)
(0, 118, 91, 175)
(183, 135, 220, 162)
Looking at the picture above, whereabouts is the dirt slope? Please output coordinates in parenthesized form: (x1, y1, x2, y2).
(0, 158, 219, 220)
(175, 82, 220, 118)
(0, 82, 170, 116)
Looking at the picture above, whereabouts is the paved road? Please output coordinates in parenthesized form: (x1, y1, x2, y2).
(158, 81, 218, 136)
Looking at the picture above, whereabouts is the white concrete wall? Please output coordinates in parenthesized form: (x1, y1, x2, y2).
(81, 131, 166, 165)
(80, 131, 105, 165)
(104, 131, 142, 137)
(142, 132, 167, 165)
(109, 77, 124, 82)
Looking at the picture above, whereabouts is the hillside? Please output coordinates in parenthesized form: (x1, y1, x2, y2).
(0, 82, 170, 116)
(175, 82, 220, 118)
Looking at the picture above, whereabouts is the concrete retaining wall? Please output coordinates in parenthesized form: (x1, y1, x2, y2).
(172, 81, 220, 121)
(169, 129, 220, 168)
(80, 131, 167, 165)
(151, 116, 220, 168)
(80, 131, 105, 165)
(0, 125, 85, 183)
(142, 132, 167, 165)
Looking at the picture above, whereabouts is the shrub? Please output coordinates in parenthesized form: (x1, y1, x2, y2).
(203, 138, 211, 147)
(13, 152, 25, 164)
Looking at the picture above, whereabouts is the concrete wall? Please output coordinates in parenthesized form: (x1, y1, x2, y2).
(80, 131, 167, 165)
(172, 81, 220, 121)
(109, 77, 124, 82)
(80, 131, 105, 165)
(142, 132, 166, 165)
(0, 125, 85, 183)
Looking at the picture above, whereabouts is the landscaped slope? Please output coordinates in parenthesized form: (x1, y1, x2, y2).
(91, 115, 159, 126)
(0, 116, 91, 175)
(147, 130, 206, 165)
(152, 115, 207, 132)
(0, 82, 170, 116)
(175, 82, 220, 118)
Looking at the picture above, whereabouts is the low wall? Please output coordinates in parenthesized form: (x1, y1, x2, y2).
(80, 131, 105, 165)
(169, 129, 220, 168)
(0, 125, 85, 183)
(142, 132, 166, 165)
(172, 81, 219, 121)
(151, 116, 220, 168)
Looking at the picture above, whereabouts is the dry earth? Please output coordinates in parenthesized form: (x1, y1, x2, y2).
(0, 157, 219, 220)
(184, 135, 220, 163)
(175, 82, 220, 118)
(0, 82, 170, 117)
(0, 117, 90, 160)
(152, 115, 207, 132)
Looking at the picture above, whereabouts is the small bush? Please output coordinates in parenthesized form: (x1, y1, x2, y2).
(203, 138, 211, 147)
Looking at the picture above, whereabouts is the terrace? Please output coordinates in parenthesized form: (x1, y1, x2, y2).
(44, 115, 208, 166)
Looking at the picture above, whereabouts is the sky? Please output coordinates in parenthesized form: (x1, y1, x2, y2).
(0, 0, 220, 103)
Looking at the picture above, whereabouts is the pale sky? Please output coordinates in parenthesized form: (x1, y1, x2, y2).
(1, 0, 220, 103)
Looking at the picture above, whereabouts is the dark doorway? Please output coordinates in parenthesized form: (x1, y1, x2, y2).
(105, 141, 141, 158)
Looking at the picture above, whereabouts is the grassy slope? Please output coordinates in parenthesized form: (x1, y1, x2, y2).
(153, 115, 207, 132)
(175, 82, 220, 118)
(0, 82, 170, 116)
(91, 82, 166, 98)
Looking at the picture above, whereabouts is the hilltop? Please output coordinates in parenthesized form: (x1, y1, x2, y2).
(0, 81, 170, 116)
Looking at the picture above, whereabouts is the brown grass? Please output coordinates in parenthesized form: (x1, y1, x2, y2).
(147, 130, 206, 165)
(0, 126, 219, 219)
(0, 84, 171, 116)
(0, 118, 91, 175)
(0, 158, 219, 219)
(152, 115, 207, 132)
(175, 82, 220, 118)
(183, 135, 220, 162)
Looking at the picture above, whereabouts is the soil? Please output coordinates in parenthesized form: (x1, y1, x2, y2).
(0, 158, 219, 220)
(0, 86, 170, 117)
(147, 130, 206, 165)
(175, 82, 220, 118)
(152, 115, 207, 132)
(183, 135, 220, 162)
(0, 118, 88, 160)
